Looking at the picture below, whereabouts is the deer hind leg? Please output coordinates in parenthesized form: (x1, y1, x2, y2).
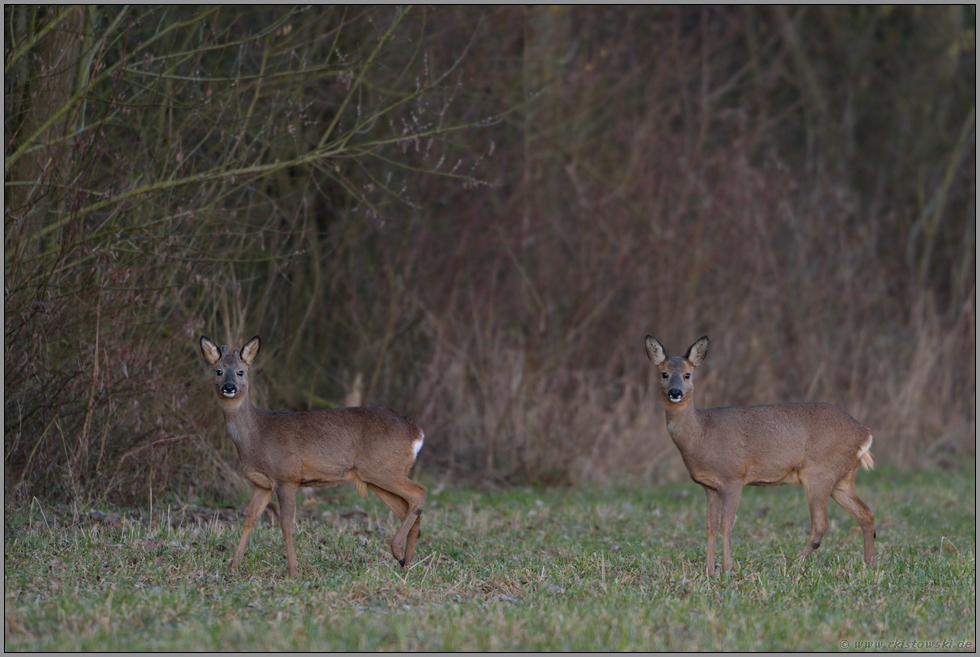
(719, 484, 743, 574)
(362, 475, 425, 567)
(704, 486, 723, 576)
(367, 483, 422, 567)
(276, 482, 299, 576)
(798, 480, 835, 562)
(232, 485, 274, 571)
(391, 479, 425, 567)
(831, 471, 875, 566)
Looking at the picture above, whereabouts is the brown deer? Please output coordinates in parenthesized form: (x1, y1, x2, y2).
(645, 335, 875, 575)
(200, 335, 426, 576)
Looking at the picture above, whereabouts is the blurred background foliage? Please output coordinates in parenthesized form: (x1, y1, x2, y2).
(4, 5, 975, 503)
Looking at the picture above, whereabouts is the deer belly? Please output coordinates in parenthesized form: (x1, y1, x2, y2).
(747, 469, 802, 487)
(299, 478, 342, 488)
(300, 462, 349, 485)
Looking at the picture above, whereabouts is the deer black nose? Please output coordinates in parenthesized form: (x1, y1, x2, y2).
(221, 383, 237, 397)
(668, 388, 683, 402)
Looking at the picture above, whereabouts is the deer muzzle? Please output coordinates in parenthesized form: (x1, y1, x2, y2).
(221, 383, 238, 398)
(667, 388, 684, 403)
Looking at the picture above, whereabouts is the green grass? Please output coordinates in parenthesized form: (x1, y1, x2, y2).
(4, 463, 975, 651)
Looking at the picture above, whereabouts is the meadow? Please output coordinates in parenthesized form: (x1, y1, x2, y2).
(4, 463, 975, 651)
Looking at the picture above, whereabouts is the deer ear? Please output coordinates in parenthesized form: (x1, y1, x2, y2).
(645, 336, 667, 366)
(200, 336, 221, 364)
(685, 336, 709, 366)
(240, 336, 261, 365)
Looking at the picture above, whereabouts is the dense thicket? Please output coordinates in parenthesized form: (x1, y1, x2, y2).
(5, 6, 974, 502)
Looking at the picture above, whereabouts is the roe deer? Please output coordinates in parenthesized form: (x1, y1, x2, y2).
(645, 335, 875, 575)
(200, 335, 426, 576)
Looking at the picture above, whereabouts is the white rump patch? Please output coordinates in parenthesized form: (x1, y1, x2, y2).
(412, 433, 424, 458)
(857, 433, 873, 459)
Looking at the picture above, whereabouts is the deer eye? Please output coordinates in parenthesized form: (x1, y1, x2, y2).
(684, 373, 691, 379)
(661, 372, 668, 379)
(237, 370, 244, 377)
(216, 369, 223, 376)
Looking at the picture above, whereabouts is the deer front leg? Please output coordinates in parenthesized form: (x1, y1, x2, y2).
(232, 485, 274, 571)
(704, 486, 722, 576)
(276, 482, 299, 576)
(719, 484, 743, 574)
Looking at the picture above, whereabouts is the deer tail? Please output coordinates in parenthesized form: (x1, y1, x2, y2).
(857, 433, 874, 471)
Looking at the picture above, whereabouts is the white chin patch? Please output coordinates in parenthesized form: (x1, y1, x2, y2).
(222, 391, 237, 398)
(668, 398, 684, 404)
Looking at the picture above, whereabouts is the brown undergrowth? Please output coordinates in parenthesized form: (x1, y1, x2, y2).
(4, 6, 974, 503)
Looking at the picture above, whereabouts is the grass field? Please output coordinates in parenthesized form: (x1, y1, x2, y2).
(4, 463, 975, 651)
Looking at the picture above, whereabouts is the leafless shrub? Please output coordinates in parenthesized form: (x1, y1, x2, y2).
(5, 6, 974, 501)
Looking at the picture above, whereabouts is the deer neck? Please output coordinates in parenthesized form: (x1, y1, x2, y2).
(218, 392, 260, 452)
(662, 398, 704, 452)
